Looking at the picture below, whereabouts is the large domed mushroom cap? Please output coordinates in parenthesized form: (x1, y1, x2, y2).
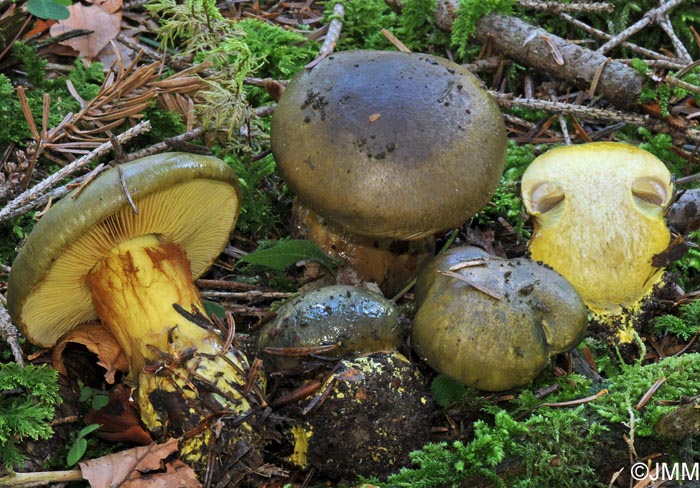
(271, 50, 507, 240)
(7, 152, 240, 347)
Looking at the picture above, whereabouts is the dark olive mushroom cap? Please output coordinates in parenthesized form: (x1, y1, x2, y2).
(271, 50, 507, 240)
(412, 246, 588, 391)
(7, 153, 240, 347)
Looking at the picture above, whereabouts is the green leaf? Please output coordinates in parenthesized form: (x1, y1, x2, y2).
(67, 437, 87, 466)
(203, 300, 227, 322)
(239, 239, 340, 271)
(91, 394, 109, 411)
(78, 423, 102, 438)
(79, 386, 93, 403)
(25, 0, 70, 20)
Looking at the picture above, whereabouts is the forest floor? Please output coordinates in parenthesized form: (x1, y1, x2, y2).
(1, 0, 700, 487)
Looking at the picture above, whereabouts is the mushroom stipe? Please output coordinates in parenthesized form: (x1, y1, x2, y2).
(7, 152, 265, 480)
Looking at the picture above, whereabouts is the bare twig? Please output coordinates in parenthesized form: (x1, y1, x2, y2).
(559, 12, 681, 65)
(635, 376, 667, 411)
(597, 0, 687, 55)
(541, 388, 608, 407)
(0, 469, 83, 487)
(306, 2, 344, 69)
(199, 290, 295, 301)
(0, 297, 24, 365)
(0, 121, 151, 223)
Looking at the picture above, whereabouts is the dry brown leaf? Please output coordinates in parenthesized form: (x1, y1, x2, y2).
(49, 1, 122, 59)
(52, 322, 128, 383)
(122, 460, 201, 488)
(92, 0, 122, 15)
(85, 384, 153, 446)
(79, 439, 198, 488)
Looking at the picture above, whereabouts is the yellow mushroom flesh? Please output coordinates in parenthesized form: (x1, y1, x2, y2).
(521, 142, 672, 341)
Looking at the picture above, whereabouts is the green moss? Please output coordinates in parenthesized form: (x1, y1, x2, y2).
(476, 140, 537, 237)
(224, 153, 287, 239)
(146, 0, 256, 134)
(451, 0, 515, 58)
(653, 301, 700, 341)
(323, 0, 399, 50)
(593, 353, 700, 437)
(0, 363, 61, 470)
(396, 0, 450, 52)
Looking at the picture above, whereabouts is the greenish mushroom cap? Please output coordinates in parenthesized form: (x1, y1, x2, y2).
(271, 50, 507, 240)
(413, 246, 588, 391)
(257, 285, 403, 370)
(7, 152, 240, 347)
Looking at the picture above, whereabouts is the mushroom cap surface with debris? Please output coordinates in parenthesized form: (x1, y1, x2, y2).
(7, 152, 240, 347)
(413, 246, 588, 391)
(521, 142, 672, 324)
(271, 50, 507, 240)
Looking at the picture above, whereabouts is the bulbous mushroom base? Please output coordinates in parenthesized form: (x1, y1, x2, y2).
(292, 200, 435, 297)
(86, 234, 266, 481)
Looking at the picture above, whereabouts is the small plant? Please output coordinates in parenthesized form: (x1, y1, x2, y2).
(66, 423, 101, 467)
(78, 384, 109, 411)
(0, 362, 61, 469)
(239, 238, 339, 272)
(25, 0, 70, 19)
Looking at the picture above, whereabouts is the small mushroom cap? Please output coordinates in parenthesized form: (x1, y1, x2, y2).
(271, 50, 507, 240)
(256, 285, 404, 370)
(7, 153, 240, 347)
(521, 142, 672, 315)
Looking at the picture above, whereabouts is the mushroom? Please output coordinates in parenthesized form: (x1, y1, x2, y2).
(412, 246, 588, 391)
(271, 50, 507, 294)
(288, 351, 433, 480)
(7, 153, 264, 471)
(256, 284, 404, 371)
(521, 142, 673, 341)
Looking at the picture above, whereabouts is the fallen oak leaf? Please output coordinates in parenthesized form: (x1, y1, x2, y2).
(52, 322, 128, 384)
(49, 0, 122, 59)
(121, 460, 201, 488)
(79, 438, 197, 488)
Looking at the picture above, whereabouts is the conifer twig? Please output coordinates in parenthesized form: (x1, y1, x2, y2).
(0, 121, 151, 223)
(517, 0, 613, 13)
(492, 93, 700, 144)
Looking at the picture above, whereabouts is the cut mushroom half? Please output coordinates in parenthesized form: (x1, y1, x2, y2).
(521, 142, 673, 341)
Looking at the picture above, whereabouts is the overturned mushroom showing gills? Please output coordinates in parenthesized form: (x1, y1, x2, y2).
(412, 246, 588, 391)
(271, 50, 507, 294)
(7, 153, 265, 477)
(521, 142, 673, 341)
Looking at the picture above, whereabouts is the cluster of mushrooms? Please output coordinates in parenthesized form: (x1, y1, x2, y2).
(6, 50, 676, 482)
